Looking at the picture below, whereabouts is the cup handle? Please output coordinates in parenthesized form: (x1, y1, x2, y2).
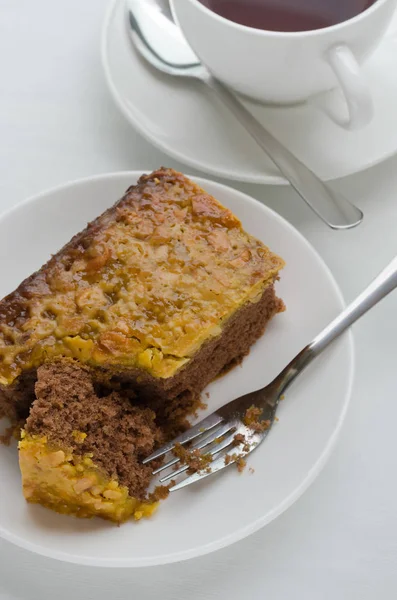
(319, 44, 374, 130)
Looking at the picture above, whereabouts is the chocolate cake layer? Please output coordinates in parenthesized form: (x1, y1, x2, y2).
(25, 359, 161, 499)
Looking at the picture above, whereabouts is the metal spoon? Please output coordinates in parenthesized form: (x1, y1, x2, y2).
(126, 0, 364, 230)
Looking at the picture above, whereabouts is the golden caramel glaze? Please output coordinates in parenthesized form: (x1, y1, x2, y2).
(0, 169, 284, 385)
(19, 433, 158, 523)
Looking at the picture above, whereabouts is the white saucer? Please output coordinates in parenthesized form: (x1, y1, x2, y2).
(102, 0, 397, 185)
(0, 172, 353, 566)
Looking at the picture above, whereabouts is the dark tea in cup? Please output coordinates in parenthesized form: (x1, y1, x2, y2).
(199, 0, 377, 32)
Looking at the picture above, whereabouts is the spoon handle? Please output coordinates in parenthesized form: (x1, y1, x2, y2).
(204, 74, 363, 230)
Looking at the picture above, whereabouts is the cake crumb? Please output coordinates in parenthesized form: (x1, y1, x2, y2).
(236, 457, 246, 472)
(243, 405, 271, 432)
(233, 433, 254, 453)
(233, 433, 245, 446)
(224, 453, 246, 472)
(173, 443, 212, 474)
(249, 467, 255, 474)
(192, 398, 208, 420)
(148, 485, 170, 503)
(205, 392, 210, 399)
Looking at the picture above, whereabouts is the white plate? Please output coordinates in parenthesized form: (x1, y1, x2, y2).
(0, 172, 354, 567)
(102, 0, 397, 185)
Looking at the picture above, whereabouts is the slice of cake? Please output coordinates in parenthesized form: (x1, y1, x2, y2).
(19, 359, 162, 523)
(0, 167, 285, 521)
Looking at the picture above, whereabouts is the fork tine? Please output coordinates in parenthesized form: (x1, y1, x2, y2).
(152, 421, 236, 476)
(159, 428, 240, 483)
(191, 421, 238, 451)
(159, 463, 189, 483)
(141, 412, 224, 464)
(152, 456, 179, 476)
(169, 445, 249, 492)
(205, 430, 239, 456)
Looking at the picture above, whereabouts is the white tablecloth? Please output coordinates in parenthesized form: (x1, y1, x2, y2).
(0, 1, 397, 598)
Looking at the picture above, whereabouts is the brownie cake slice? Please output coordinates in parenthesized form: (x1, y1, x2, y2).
(0, 168, 285, 522)
(19, 359, 162, 523)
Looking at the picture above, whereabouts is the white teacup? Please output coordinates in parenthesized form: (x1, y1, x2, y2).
(171, 0, 397, 130)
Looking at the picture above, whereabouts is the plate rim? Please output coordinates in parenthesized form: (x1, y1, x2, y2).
(0, 171, 355, 567)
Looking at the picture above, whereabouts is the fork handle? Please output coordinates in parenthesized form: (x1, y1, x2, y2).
(203, 74, 363, 230)
(274, 255, 397, 395)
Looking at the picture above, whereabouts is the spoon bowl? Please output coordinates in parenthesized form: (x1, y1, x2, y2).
(127, 0, 202, 74)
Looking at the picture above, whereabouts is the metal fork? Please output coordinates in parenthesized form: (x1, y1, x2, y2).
(143, 256, 397, 491)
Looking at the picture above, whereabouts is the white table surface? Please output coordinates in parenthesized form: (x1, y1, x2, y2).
(1, 1, 397, 598)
